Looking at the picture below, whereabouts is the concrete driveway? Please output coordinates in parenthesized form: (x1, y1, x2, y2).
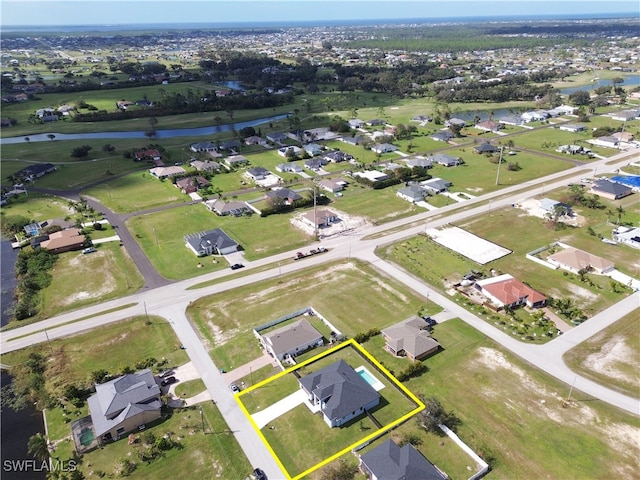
(251, 389, 311, 429)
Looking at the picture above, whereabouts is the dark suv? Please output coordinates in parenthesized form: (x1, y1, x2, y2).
(253, 468, 267, 480)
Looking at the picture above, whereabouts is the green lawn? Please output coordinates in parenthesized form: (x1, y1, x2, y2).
(0, 193, 73, 223)
(332, 182, 421, 224)
(563, 311, 640, 398)
(240, 342, 419, 479)
(125, 202, 311, 279)
(187, 260, 428, 371)
(174, 379, 208, 400)
(84, 171, 188, 213)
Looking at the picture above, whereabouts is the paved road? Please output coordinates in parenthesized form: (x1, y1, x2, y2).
(3, 147, 639, 477)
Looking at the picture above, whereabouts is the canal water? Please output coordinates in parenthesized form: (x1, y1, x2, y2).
(1, 239, 46, 480)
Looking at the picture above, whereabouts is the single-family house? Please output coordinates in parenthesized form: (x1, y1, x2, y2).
(266, 132, 288, 143)
(278, 145, 303, 158)
(371, 143, 398, 154)
(190, 141, 217, 153)
(429, 131, 454, 142)
(610, 110, 640, 122)
(116, 100, 134, 110)
(359, 439, 446, 480)
(318, 178, 348, 193)
(612, 227, 640, 249)
(549, 104, 576, 116)
(421, 178, 452, 195)
(219, 139, 241, 151)
(547, 247, 615, 274)
(265, 188, 302, 205)
(353, 170, 389, 183)
(184, 228, 240, 256)
(381, 317, 440, 361)
(190, 160, 221, 172)
(260, 319, 324, 362)
(475, 274, 547, 310)
(611, 131, 635, 143)
(299, 359, 380, 428)
(445, 118, 466, 128)
(405, 157, 433, 169)
(556, 144, 589, 155)
(135, 149, 162, 162)
(411, 114, 432, 123)
(429, 153, 462, 167)
(205, 199, 251, 216)
(225, 155, 250, 168)
(87, 369, 162, 444)
(244, 135, 264, 146)
(15, 163, 57, 181)
(245, 167, 271, 181)
(302, 209, 339, 228)
(348, 119, 365, 128)
(497, 114, 525, 127)
(366, 119, 386, 126)
(175, 176, 210, 194)
(540, 198, 573, 217)
(590, 179, 633, 200)
(149, 166, 186, 179)
(475, 120, 502, 133)
(474, 143, 497, 154)
(276, 162, 303, 173)
(521, 110, 549, 122)
(303, 143, 324, 156)
(559, 124, 586, 133)
(304, 158, 329, 171)
(323, 151, 354, 163)
(397, 184, 427, 203)
(40, 229, 87, 254)
(340, 135, 367, 146)
(35, 107, 56, 119)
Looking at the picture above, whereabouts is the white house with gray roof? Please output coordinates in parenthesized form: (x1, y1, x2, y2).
(299, 359, 380, 428)
(87, 369, 162, 443)
(184, 228, 239, 256)
(260, 319, 323, 362)
(397, 184, 427, 203)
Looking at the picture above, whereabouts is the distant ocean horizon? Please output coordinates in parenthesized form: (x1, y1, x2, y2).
(2, 12, 638, 33)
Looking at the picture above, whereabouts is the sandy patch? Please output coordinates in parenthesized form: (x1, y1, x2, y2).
(517, 198, 584, 227)
(290, 207, 370, 238)
(582, 336, 639, 383)
(566, 283, 599, 303)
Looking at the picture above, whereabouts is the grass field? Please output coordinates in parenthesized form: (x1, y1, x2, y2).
(126, 202, 311, 279)
(563, 311, 640, 398)
(187, 260, 428, 371)
(0, 193, 73, 223)
(40, 240, 144, 319)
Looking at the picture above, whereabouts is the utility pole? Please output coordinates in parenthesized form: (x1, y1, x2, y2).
(313, 183, 318, 240)
(495, 146, 504, 186)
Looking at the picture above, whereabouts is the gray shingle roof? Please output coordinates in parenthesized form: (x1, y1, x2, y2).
(360, 439, 446, 480)
(299, 359, 380, 423)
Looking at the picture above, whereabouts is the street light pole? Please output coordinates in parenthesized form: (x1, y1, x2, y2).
(200, 406, 205, 434)
(495, 146, 504, 186)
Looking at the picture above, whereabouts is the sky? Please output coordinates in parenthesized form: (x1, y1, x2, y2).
(1, 0, 638, 27)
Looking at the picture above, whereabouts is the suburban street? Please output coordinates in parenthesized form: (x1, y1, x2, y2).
(2, 147, 639, 479)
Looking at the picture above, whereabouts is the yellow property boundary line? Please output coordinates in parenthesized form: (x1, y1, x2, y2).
(235, 339, 425, 479)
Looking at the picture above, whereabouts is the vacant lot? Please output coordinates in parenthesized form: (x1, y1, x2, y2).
(187, 260, 429, 371)
(41, 241, 144, 318)
(564, 311, 640, 398)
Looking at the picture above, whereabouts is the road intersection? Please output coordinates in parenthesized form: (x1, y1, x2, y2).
(2, 148, 639, 478)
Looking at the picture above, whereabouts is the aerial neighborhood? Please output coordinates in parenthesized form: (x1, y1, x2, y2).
(1, 11, 639, 480)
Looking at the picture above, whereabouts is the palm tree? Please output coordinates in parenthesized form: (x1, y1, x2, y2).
(616, 205, 625, 225)
(27, 433, 50, 463)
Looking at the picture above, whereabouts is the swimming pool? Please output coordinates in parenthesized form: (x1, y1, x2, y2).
(611, 175, 640, 189)
(355, 365, 385, 391)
